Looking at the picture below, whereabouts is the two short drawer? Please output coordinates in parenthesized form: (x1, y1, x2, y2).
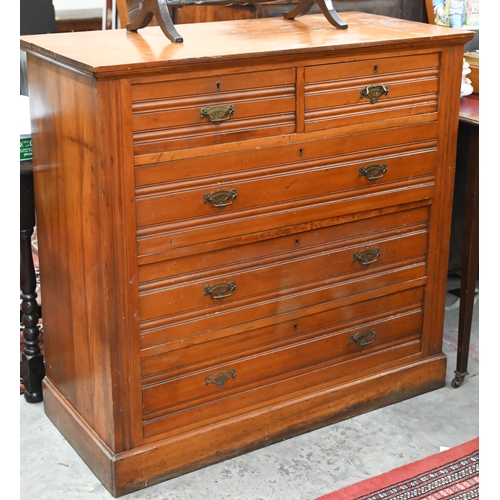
(130, 52, 440, 156)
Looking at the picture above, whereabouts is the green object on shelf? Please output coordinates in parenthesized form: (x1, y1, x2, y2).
(20, 135, 32, 161)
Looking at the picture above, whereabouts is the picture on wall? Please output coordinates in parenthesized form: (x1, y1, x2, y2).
(433, 0, 479, 29)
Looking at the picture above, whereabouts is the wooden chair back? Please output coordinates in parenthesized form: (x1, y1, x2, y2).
(425, 0, 435, 24)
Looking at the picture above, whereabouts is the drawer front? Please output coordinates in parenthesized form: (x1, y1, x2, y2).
(135, 123, 437, 260)
(138, 206, 430, 348)
(135, 148, 436, 229)
(142, 292, 424, 438)
(304, 53, 440, 132)
(132, 69, 296, 155)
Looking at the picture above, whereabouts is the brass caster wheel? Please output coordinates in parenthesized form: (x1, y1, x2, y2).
(451, 370, 468, 388)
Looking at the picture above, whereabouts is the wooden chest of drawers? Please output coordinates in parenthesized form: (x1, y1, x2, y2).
(21, 13, 473, 497)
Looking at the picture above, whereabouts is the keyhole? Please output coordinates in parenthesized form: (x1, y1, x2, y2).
(298, 148, 303, 156)
(216, 82, 221, 91)
(373, 65, 378, 73)
(295, 239, 300, 246)
(294, 324, 298, 331)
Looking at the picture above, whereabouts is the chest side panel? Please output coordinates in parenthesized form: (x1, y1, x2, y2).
(27, 55, 116, 448)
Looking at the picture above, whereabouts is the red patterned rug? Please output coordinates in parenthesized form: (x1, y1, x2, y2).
(316, 437, 479, 500)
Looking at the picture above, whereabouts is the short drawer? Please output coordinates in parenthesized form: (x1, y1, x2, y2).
(304, 52, 440, 132)
(131, 68, 296, 155)
(142, 301, 423, 438)
(138, 212, 429, 326)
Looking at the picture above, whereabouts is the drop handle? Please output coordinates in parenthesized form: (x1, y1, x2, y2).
(204, 280, 236, 299)
(354, 248, 381, 265)
(359, 163, 387, 180)
(200, 104, 234, 123)
(350, 329, 377, 346)
(204, 188, 237, 208)
(360, 84, 389, 104)
(205, 369, 236, 388)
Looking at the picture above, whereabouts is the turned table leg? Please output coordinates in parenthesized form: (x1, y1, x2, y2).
(20, 166, 45, 402)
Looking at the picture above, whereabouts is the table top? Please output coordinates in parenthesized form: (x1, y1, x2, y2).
(459, 94, 479, 124)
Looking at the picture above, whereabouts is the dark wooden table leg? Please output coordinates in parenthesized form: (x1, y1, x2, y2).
(127, 0, 183, 43)
(451, 119, 479, 388)
(284, 0, 348, 29)
(20, 166, 45, 402)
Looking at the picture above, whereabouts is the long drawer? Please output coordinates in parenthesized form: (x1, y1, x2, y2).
(141, 288, 424, 438)
(138, 206, 430, 348)
(305, 52, 440, 132)
(135, 148, 436, 228)
(132, 68, 296, 155)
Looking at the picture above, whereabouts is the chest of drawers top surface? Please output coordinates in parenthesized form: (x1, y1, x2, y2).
(20, 12, 471, 77)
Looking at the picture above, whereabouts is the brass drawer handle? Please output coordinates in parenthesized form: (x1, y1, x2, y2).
(204, 188, 237, 208)
(354, 248, 381, 265)
(359, 163, 387, 180)
(205, 369, 236, 388)
(350, 329, 377, 346)
(360, 84, 389, 104)
(200, 104, 234, 123)
(204, 280, 236, 299)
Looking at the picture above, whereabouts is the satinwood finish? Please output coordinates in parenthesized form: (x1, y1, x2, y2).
(21, 13, 473, 497)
